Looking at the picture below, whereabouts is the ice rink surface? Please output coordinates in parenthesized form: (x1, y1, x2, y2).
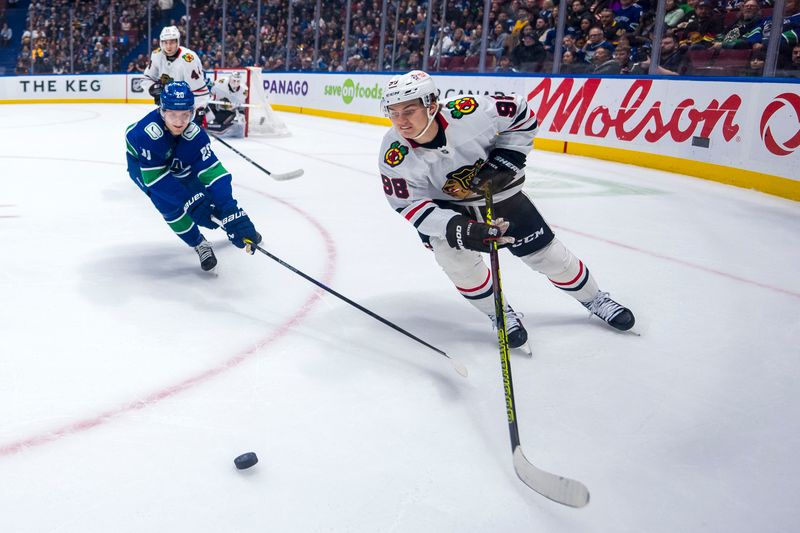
(0, 104, 798, 532)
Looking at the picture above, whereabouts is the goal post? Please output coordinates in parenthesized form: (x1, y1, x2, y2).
(211, 67, 289, 137)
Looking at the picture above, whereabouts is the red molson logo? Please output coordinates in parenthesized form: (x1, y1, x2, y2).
(759, 93, 800, 157)
(527, 78, 741, 143)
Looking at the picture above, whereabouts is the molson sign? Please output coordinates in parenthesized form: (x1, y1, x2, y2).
(525, 77, 799, 179)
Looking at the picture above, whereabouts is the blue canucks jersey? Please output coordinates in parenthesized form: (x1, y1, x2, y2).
(125, 109, 237, 240)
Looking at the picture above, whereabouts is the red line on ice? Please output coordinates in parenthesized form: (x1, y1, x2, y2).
(0, 188, 336, 457)
(554, 225, 800, 299)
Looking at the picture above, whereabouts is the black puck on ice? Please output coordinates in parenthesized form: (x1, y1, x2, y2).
(234, 452, 258, 470)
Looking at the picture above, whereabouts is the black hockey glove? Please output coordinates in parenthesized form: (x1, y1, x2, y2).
(445, 215, 514, 253)
(469, 148, 526, 194)
(219, 206, 262, 254)
(149, 81, 163, 105)
(184, 192, 218, 229)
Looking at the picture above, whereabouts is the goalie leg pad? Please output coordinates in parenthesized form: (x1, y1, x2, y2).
(520, 238, 599, 302)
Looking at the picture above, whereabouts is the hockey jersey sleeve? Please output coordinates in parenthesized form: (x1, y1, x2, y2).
(378, 146, 460, 240)
(140, 50, 162, 94)
(488, 93, 538, 156)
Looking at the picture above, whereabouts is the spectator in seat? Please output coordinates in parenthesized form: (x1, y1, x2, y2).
(613, 45, 635, 72)
(677, 0, 724, 49)
(778, 43, 800, 75)
(598, 8, 625, 43)
(495, 54, 518, 72)
(561, 49, 591, 73)
(562, 33, 587, 63)
(631, 33, 690, 74)
(614, 0, 644, 33)
(487, 22, 511, 58)
(583, 26, 616, 62)
(592, 46, 623, 73)
(713, 0, 763, 49)
(1, 23, 12, 48)
(665, 0, 688, 28)
(511, 32, 546, 71)
(744, 49, 766, 75)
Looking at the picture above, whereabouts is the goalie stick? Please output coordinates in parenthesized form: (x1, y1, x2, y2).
(210, 216, 468, 378)
(484, 187, 590, 508)
(210, 133, 304, 181)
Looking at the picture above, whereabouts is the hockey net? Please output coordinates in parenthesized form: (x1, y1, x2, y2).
(211, 67, 289, 137)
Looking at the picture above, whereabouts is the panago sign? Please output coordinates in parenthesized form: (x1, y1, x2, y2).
(524, 77, 799, 179)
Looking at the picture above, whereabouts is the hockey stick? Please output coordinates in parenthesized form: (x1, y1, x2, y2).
(210, 134, 304, 181)
(210, 217, 467, 377)
(484, 187, 590, 508)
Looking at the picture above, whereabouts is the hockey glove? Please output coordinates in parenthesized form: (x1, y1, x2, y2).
(220, 207, 262, 254)
(445, 215, 514, 253)
(149, 81, 163, 105)
(469, 148, 526, 194)
(184, 192, 218, 229)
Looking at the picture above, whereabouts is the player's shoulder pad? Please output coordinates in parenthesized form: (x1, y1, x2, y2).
(152, 48, 161, 56)
(441, 94, 482, 120)
(380, 132, 411, 169)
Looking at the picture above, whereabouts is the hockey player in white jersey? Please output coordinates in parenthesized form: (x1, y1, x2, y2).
(141, 26, 210, 121)
(206, 71, 246, 137)
(377, 70, 635, 349)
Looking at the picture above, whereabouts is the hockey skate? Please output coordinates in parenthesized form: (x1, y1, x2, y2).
(582, 291, 635, 331)
(489, 307, 530, 353)
(194, 239, 218, 272)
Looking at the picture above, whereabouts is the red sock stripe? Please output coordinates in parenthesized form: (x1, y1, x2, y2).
(457, 270, 491, 293)
(550, 261, 585, 287)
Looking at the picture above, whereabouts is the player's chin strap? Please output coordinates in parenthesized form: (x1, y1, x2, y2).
(411, 104, 440, 141)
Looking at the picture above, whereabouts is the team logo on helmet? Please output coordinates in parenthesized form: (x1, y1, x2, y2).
(182, 53, 195, 62)
(442, 159, 484, 199)
(447, 97, 478, 119)
(384, 141, 409, 167)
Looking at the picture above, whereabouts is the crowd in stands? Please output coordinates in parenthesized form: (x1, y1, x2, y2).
(7, 0, 800, 77)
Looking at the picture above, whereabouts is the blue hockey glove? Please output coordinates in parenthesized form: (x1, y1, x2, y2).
(469, 148, 526, 194)
(220, 207, 262, 253)
(184, 192, 218, 229)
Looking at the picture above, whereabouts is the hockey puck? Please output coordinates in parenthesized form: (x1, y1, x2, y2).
(234, 452, 258, 470)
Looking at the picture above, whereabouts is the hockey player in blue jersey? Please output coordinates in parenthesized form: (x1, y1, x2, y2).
(125, 81, 262, 271)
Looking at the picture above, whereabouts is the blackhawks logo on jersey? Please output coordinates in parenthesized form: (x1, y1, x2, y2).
(447, 97, 479, 119)
(442, 159, 485, 199)
(183, 53, 195, 62)
(384, 141, 409, 167)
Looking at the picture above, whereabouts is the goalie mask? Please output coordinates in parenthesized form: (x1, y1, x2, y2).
(229, 71, 242, 91)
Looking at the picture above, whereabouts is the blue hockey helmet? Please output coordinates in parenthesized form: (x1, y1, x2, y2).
(160, 81, 194, 111)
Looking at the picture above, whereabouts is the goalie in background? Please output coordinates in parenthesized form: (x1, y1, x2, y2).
(206, 71, 247, 137)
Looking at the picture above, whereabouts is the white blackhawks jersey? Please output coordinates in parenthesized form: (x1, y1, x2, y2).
(210, 78, 246, 107)
(141, 46, 210, 108)
(378, 93, 538, 240)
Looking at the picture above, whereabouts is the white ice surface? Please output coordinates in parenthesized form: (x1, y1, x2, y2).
(0, 104, 798, 532)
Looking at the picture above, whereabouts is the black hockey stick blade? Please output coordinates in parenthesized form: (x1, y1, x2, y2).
(512, 446, 590, 508)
